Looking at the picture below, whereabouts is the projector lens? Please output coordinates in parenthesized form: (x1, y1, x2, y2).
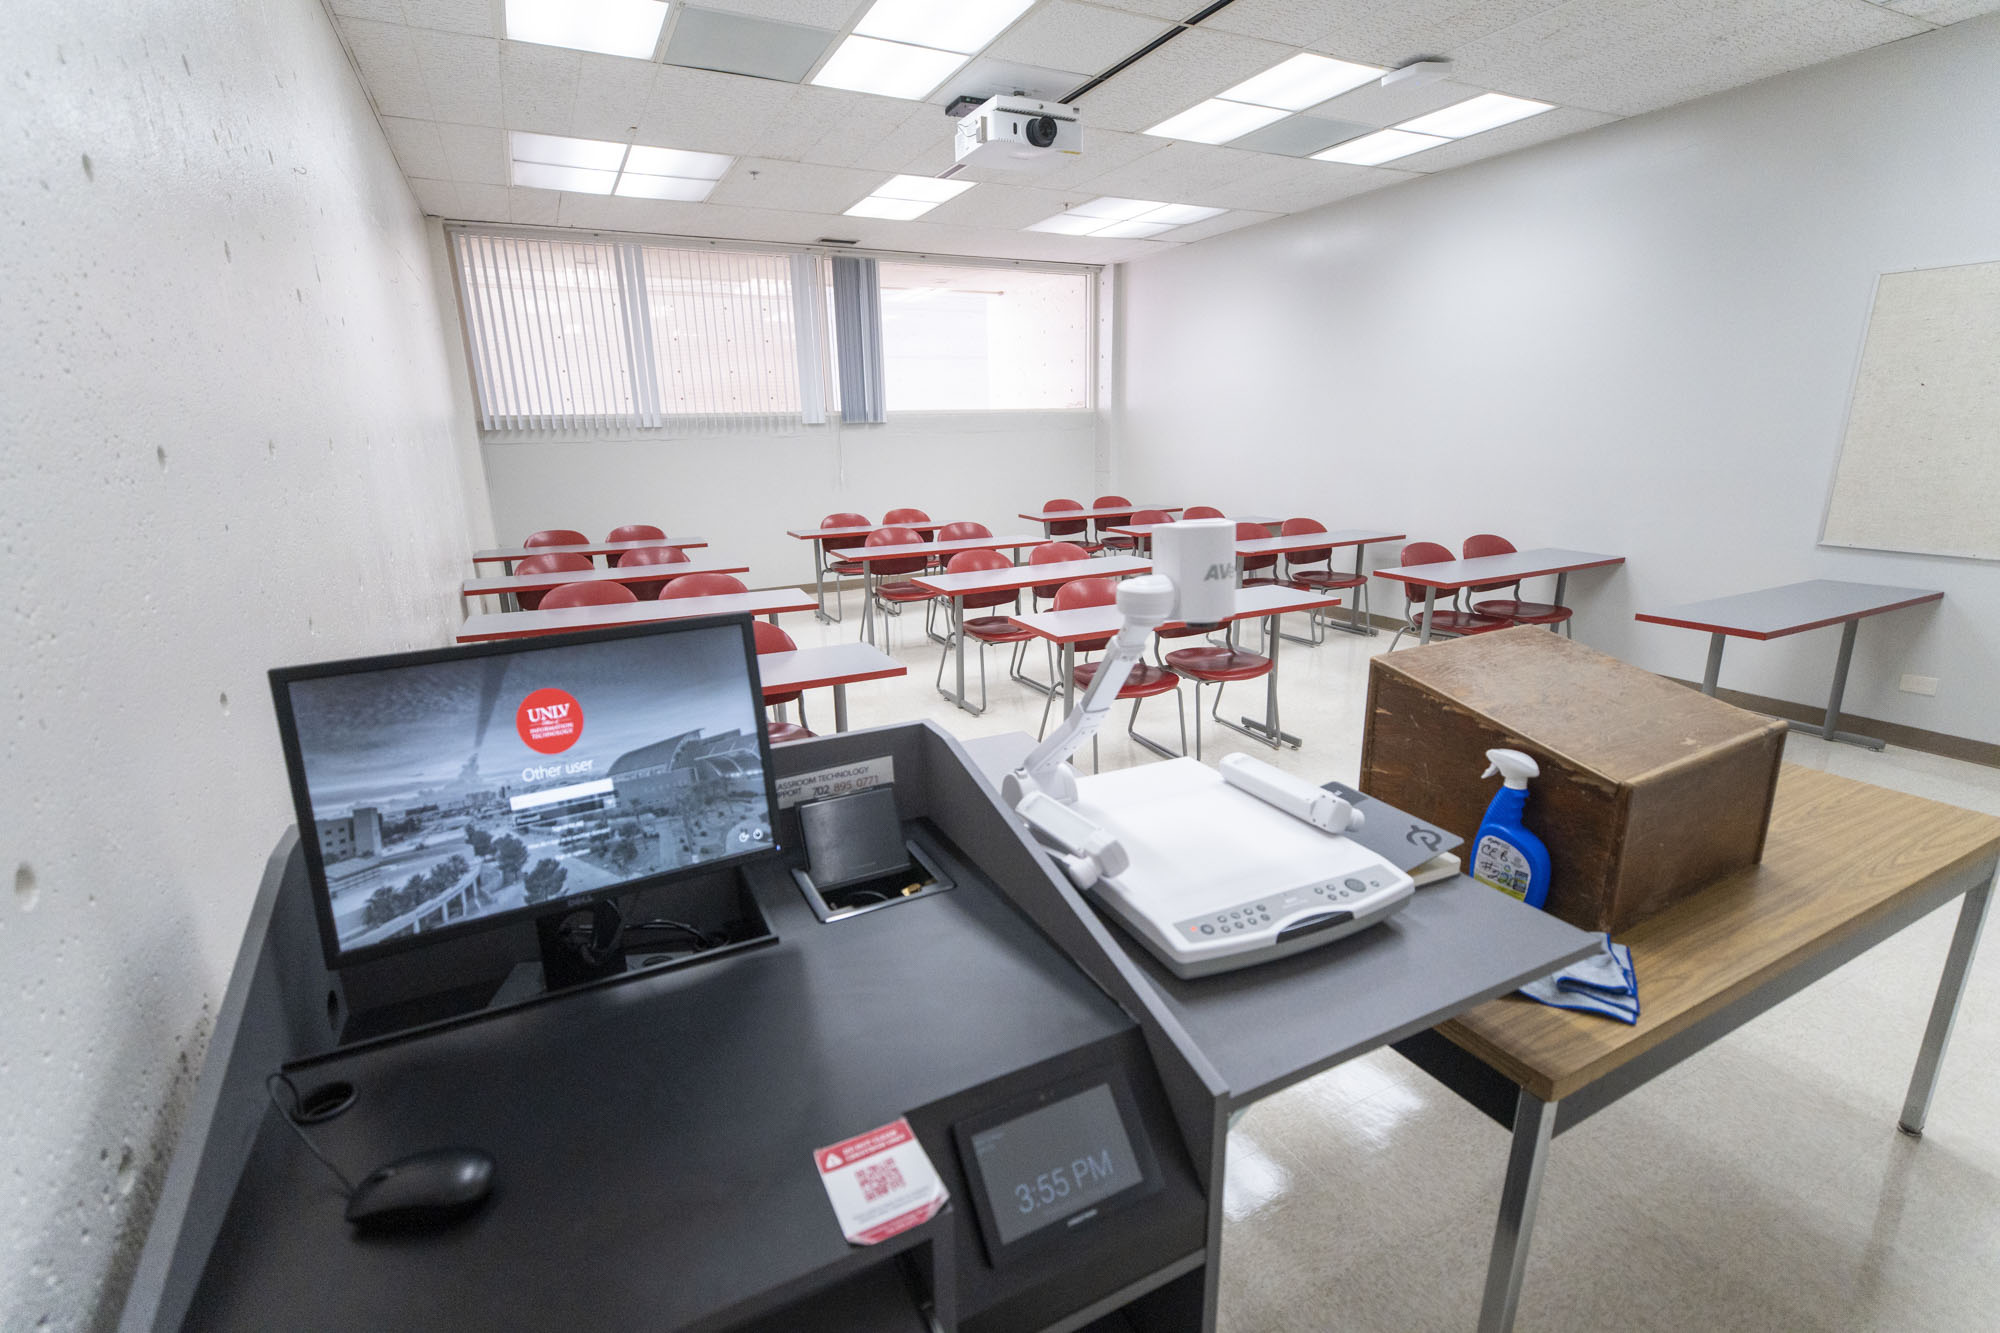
(1025, 115, 1058, 148)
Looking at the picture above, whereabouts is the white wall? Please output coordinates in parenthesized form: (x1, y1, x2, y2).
(0, 3, 491, 1327)
(481, 412, 1101, 586)
(1115, 16, 2000, 745)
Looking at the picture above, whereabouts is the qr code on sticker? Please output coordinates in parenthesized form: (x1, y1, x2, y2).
(856, 1158, 905, 1203)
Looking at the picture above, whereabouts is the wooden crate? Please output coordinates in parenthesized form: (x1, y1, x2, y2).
(1359, 626, 1786, 934)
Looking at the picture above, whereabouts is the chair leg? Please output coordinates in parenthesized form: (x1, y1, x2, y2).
(1038, 673, 1058, 739)
(1389, 623, 1409, 651)
(1125, 691, 1186, 760)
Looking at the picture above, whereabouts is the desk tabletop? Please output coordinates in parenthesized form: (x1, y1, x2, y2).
(1234, 529, 1406, 557)
(1438, 764, 2000, 1102)
(1019, 504, 1180, 523)
(826, 533, 1051, 562)
(473, 538, 707, 563)
(463, 558, 750, 596)
(1634, 580, 1944, 641)
(1372, 547, 1624, 590)
(786, 521, 945, 541)
(756, 643, 906, 695)
(456, 588, 817, 642)
(1103, 516, 1281, 537)
(913, 555, 1151, 596)
(1008, 585, 1340, 644)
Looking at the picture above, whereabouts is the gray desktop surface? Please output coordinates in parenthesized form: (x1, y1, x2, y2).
(963, 735, 1597, 1108)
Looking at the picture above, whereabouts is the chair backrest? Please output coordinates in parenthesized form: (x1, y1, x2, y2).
(1129, 508, 1171, 527)
(1280, 517, 1332, 566)
(1461, 533, 1518, 592)
(818, 512, 870, 548)
(1237, 521, 1279, 570)
(661, 573, 748, 599)
(606, 524, 664, 543)
(883, 507, 931, 526)
(616, 546, 690, 567)
(864, 525, 928, 576)
(540, 581, 637, 609)
(1054, 577, 1118, 611)
(1042, 498, 1087, 538)
(945, 548, 1018, 610)
(1029, 541, 1089, 597)
(515, 552, 593, 576)
(613, 545, 692, 599)
(1399, 541, 1455, 603)
(1092, 495, 1130, 509)
(752, 621, 796, 654)
(524, 529, 589, 548)
(1182, 506, 1224, 520)
(936, 521, 992, 543)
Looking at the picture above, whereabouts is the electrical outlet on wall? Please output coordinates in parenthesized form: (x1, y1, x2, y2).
(1899, 674, 1939, 697)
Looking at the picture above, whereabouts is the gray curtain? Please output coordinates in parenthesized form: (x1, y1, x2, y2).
(830, 255, 886, 424)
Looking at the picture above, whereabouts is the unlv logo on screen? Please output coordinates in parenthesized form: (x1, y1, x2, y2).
(516, 688, 583, 754)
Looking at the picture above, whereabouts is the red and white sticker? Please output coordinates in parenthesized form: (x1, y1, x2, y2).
(813, 1117, 948, 1246)
(516, 688, 583, 754)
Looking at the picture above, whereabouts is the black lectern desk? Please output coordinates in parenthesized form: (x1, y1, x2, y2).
(123, 723, 1591, 1333)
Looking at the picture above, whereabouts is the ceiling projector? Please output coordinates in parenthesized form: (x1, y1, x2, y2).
(953, 95, 1081, 171)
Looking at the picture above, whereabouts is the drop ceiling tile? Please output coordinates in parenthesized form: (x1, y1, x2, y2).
(1198, 0, 1376, 48)
(688, 0, 868, 27)
(705, 158, 884, 213)
(460, 181, 515, 220)
(1883, 0, 2000, 18)
(1311, 76, 1495, 129)
(637, 64, 802, 154)
(1010, 126, 1166, 189)
(749, 85, 920, 162)
(1229, 114, 1373, 156)
(338, 18, 430, 119)
(797, 97, 937, 168)
(400, 0, 498, 36)
(501, 185, 561, 223)
(1203, 156, 1407, 212)
(987, 2, 1175, 75)
(1072, 140, 1269, 201)
(1448, 0, 1932, 117)
(1393, 103, 1616, 171)
(931, 56, 1093, 106)
(437, 122, 510, 184)
(1294, 1, 1573, 68)
(331, 0, 408, 23)
(405, 177, 461, 216)
(570, 52, 661, 141)
(1076, 27, 1300, 132)
(499, 39, 580, 134)
(921, 183, 1077, 229)
(666, 8, 835, 82)
(1154, 208, 1280, 244)
(846, 104, 959, 171)
(1090, 2, 1203, 20)
(379, 115, 448, 178)
(413, 29, 505, 125)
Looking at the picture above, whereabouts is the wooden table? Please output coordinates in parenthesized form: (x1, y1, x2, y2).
(1009, 584, 1341, 757)
(785, 521, 944, 623)
(472, 538, 708, 571)
(913, 556, 1152, 714)
(1373, 548, 1625, 645)
(1018, 503, 1180, 539)
(756, 643, 905, 733)
(462, 558, 751, 610)
(826, 533, 1053, 648)
(456, 589, 817, 643)
(1635, 580, 1944, 750)
(1392, 764, 2000, 1332)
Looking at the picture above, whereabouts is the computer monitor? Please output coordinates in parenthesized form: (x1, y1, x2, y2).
(270, 617, 779, 969)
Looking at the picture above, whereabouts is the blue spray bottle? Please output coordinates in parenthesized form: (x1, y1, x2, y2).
(1472, 749, 1552, 909)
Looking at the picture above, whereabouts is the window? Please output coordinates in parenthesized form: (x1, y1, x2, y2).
(876, 263, 1093, 411)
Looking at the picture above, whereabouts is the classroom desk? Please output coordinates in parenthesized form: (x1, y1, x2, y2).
(461, 557, 750, 610)
(1018, 504, 1180, 538)
(472, 538, 708, 571)
(913, 556, 1153, 714)
(786, 521, 945, 623)
(1635, 580, 1944, 751)
(1391, 764, 2000, 1333)
(1236, 529, 1407, 639)
(1009, 584, 1340, 756)
(1102, 516, 1283, 546)
(826, 533, 1052, 647)
(1373, 549, 1625, 645)
(756, 643, 905, 733)
(455, 588, 816, 642)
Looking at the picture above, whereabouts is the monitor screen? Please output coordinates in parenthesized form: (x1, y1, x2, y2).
(271, 618, 778, 967)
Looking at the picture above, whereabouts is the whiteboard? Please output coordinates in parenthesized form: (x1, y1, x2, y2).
(1821, 259, 2000, 561)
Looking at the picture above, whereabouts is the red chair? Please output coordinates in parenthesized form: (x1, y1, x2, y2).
(936, 520, 992, 543)
(661, 572, 748, 599)
(1163, 630, 1273, 761)
(864, 527, 939, 645)
(512, 552, 592, 611)
(1090, 495, 1133, 552)
(604, 525, 666, 566)
(539, 581, 638, 609)
(1461, 534, 1573, 636)
(1280, 518, 1368, 643)
(1237, 521, 1282, 588)
(1182, 506, 1225, 521)
(883, 507, 931, 528)
(813, 512, 872, 623)
(753, 621, 814, 744)
(524, 529, 589, 549)
(932, 550, 1034, 713)
(1389, 542, 1508, 650)
(1028, 541, 1092, 606)
(1037, 578, 1186, 764)
(611, 545, 691, 600)
(1114, 508, 1172, 556)
(1040, 499, 1101, 554)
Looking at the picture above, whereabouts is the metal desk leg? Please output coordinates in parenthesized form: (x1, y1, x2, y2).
(1701, 632, 1726, 695)
(1783, 618, 1885, 750)
(860, 569, 875, 645)
(1899, 875, 1992, 1136)
(1418, 586, 1438, 645)
(1350, 546, 1373, 636)
(951, 597, 980, 715)
(1062, 644, 1076, 718)
(1479, 1090, 1556, 1333)
(833, 683, 849, 733)
(811, 542, 830, 623)
(1236, 615, 1302, 748)
(1549, 571, 1569, 632)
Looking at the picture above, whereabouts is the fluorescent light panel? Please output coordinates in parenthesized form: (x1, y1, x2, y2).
(1220, 53, 1383, 111)
(1312, 128, 1447, 165)
(844, 196, 938, 220)
(845, 173, 974, 219)
(1069, 196, 1165, 221)
(615, 175, 716, 201)
(510, 132, 733, 200)
(512, 131, 625, 171)
(1091, 220, 1175, 239)
(1024, 198, 1228, 238)
(1144, 98, 1287, 145)
(853, 0, 1035, 56)
(811, 33, 966, 99)
(1395, 92, 1553, 138)
(505, 0, 669, 60)
(513, 161, 618, 194)
(623, 145, 732, 180)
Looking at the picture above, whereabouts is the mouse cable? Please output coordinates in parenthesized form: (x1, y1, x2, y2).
(266, 1072, 356, 1196)
(627, 918, 719, 949)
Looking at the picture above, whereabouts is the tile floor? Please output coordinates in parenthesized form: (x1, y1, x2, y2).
(781, 589, 1999, 1332)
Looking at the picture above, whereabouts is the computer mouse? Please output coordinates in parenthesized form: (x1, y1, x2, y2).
(344, 1147, 494, 1232)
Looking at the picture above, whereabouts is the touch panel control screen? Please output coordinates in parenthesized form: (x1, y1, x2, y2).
(969, 1084, 1143, 1246)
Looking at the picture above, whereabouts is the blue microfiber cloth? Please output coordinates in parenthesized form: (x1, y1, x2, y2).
(1519, 933, 1638, 1024)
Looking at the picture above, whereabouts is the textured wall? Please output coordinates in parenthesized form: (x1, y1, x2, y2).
(0, 3, 491, 1327)
(1116, 15, 2000, 744)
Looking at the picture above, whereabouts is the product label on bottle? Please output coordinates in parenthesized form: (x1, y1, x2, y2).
(1473, 835, 1532, 900)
